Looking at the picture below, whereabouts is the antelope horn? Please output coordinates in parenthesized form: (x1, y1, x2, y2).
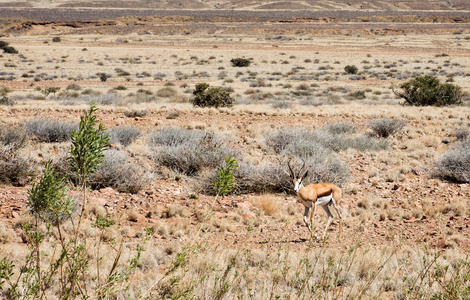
(299, 157, 306, 176)
(287, 157, 295, 178)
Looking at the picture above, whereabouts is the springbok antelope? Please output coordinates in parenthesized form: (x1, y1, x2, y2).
(288, 158, 342, 240)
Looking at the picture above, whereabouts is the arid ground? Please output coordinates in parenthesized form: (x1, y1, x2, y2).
(0, 4, 470, 299)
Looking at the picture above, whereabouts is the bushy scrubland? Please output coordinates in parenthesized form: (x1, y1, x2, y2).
(1, 39, 470, 299)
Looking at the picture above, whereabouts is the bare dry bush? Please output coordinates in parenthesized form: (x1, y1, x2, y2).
(109, 126, 142, 147)
(149, 127, 238, 176)
(434, 138, 470, 183)
(24, 119, 77, 142)
(368, 118, 406, 138)
(0, 127, 36, 186)
(91, 150, 151, 193)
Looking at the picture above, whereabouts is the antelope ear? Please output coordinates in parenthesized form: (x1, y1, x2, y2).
(302, 170, 309, 180)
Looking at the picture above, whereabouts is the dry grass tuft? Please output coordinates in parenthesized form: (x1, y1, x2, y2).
(251, 194, 282, 216)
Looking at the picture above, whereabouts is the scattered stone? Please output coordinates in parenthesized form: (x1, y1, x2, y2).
(240, 211, 256, 220)
(237, 201, 254, 209)
(99, 187, 116, 194)
(437, 238, 448, 249)
(89, 197, 107, 206)
(227, 226, 237, 233)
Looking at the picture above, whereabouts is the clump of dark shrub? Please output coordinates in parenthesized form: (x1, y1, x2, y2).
(0, 126, 35, 186)
(109, 126, 142, 147)
(99, 73, 108, 82)
(191, 83, 234, 108)
(230, 58, 251, 67)
(368, 118, 406, 138)
(393, 75, 462, 106)
(0, 41, 18, 54)
(344, 65, 358, 74)
(434, 138, 470, 183)
(52, 37, 61, 43)
(24, 119, 77, 142)
(149, 127, 238, 176)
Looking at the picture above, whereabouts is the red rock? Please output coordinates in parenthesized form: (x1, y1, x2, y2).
(11, 211, 19, 218)
(127, 232, 136, 238)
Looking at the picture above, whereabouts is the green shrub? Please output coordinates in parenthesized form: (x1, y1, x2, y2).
(28, 160, 74, 222)
(0, 41, 18, 54)
(393, 75, 462, 106)
(368, 118, 406, 138)
(191, 83, 234, 108)
(99, 72, 108, 82)
(344, 65, 358, 74)
(213, 156, 238, 196)
(52, 37, 61, 42)
(230, 58, 251, 67)
(2, 46, 18, 54)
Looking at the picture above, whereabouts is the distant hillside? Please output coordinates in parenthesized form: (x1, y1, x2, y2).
(0, 0, 469, 10)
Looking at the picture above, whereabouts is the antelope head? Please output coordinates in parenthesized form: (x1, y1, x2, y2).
(288, 158, 308, 193)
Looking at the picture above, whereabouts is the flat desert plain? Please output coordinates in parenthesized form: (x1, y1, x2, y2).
(0, 6, 470, 299)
